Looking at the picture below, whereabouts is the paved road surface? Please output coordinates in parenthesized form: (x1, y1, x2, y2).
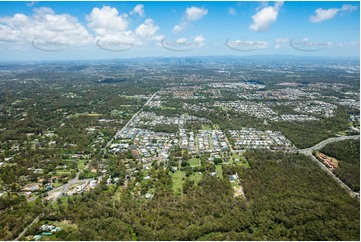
(15, 175, 80, 241)
(14, 215, 40, 241)
(306, 153, 359, 198)
(15, 118, 359, 240)
(102, 89, 161, 156)
(298, 135, 360, 198)
(298, 135, 360, 154)
(14, 87, 157, 240)
(223, 134, 234, 153)
(16, 170, 102, 241)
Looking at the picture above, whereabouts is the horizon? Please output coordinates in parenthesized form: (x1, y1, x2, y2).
(0, 54, 360, 64)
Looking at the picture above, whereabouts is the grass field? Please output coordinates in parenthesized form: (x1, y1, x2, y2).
(170, 170, 204, 195)
(231, 153, 250, 168)
(188, 157, 201, 167)
(337, 131, 347, 136)
(232, 153, 240, 160)
(227, 156, 234, 164)
(112, 186, 123, 202)
(201, 124, 212, 130)
(77, 160, 86, 170)
(239, 156, 250, 168)
(118, 105, 134, 107)
(221, 106, 231, 111)
(215, 165, 223, 178)
(170, 170, 186, 195)
(1, 163, 16, 167)
(52, 182, 62, 188)
(189, 172, 203, 185)
(118, 95, 144, 99)
(54, 220, 78, 231)
(55, 170, 71, 176)
(161, 106, 176, 110)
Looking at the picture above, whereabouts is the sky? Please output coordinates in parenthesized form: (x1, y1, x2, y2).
(0, 1, 359, 61)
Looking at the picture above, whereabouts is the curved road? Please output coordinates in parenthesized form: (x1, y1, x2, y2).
(16, 172, 102, 241)
(15, 91, 165, 240)
(15, 133, 359, 240)
(298, 135, 360, 154)
(297, 135, 360, 198)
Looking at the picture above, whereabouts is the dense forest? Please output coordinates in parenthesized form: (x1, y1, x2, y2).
(18, 151, 359, 241)
(320, 139, 360, 191)
(269, 108, 352, 148)
(0, 61, 359, 241)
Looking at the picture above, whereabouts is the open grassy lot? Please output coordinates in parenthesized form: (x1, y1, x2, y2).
(170, 170, 204, 195)
(188, 157, 201, 167)
(189, 172, 203, 185)
(215, 165, 223, 178)
(201, 124, 212, 130)
(161, 106, 176, 110)
(52, 182, 62, 188)
(55, 170, 71, 176)
(170, 170, 186, 195)
(54, 220, 78, 232)
(77, 160, 86, 170)
(232, 153, 250, 168)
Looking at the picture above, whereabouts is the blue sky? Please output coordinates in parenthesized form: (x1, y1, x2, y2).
(0, 1, 359, 61)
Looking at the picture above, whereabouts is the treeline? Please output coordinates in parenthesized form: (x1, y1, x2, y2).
(320, 139, 360, 191)
(242, 150, 360, 240)
(270, 107, 351, 148)
(152, 124, 178, 133)
(23, 151, 360, 241)
(0, 198, 43, 240)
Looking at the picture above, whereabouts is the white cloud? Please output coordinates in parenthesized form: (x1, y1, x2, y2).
(310, 4, 357, 23)
(249, 1, 283, 32)
(87, 6, 128, 36)
(0, 7, 91, 44)
(0, 24, 22, 42)
(96, 31, 139, 46)
(275, 44, 281, 49)
(173, 22, 188, 33)
(151, 35, 165, 41)
(185, 6, 208, 21)
(194, 35, 205, 46)
(228, 7, 237, 15)
(135, 18, 159, 39)
(172, 36, 205, 47)
(130, 4, 145, 17)
(173, 6, 208, 33)
(310, 8, 339, 23)
(194, 35, 205, 42)
(341, 4, 358, 12)
(0, 4, 162, 50)
(87, 6, 160, 46)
